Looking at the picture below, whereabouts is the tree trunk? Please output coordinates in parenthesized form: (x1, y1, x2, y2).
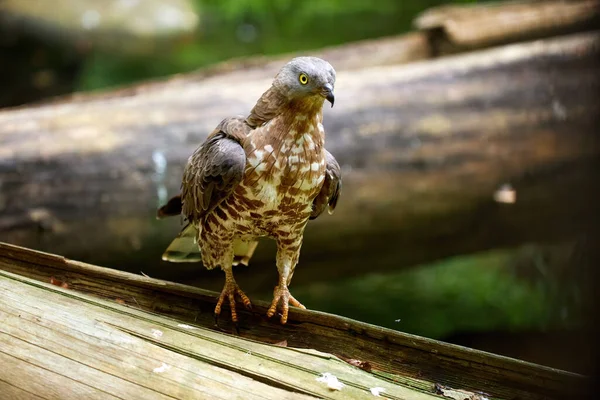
(0, 31, 598, 293)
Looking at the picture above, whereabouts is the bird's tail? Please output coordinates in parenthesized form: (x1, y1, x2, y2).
(161, 223, 202, 263)
(232, 240, 259, 267)
(161, 223, 259, 266)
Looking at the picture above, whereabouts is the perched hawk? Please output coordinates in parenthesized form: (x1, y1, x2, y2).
(158, 57, 341, 324)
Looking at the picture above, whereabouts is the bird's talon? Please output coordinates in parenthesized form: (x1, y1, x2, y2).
(214, 294, 225, 318)
(266, 304, 277, 318)
(288, 293, 305, 309)
(239, 292, 252, 310)
(267, 284, 303, 324)
(228, 293, 238, 322)
(213, 280, 251, 324)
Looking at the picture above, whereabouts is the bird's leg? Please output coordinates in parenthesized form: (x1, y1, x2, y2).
(266, 275, 305, 324)
(214, 264, 252, 323)
(266, 238, 306, 324)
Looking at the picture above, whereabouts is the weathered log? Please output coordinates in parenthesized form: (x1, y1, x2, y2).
(0, 0, 199, 54)
(415, 0, 600, 54)
(51, 31, 430, 107)
(0, 242, 588, 400)
(0, 32, 598, 294)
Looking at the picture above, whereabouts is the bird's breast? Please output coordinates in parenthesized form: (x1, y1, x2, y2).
(238, 114, 326, 214)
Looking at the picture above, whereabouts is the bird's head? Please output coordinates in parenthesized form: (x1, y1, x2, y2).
(273, 57, 336, 107)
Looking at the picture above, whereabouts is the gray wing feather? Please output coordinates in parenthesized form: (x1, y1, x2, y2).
(181, 117, 248, 222)
(310, 150, 342, 220)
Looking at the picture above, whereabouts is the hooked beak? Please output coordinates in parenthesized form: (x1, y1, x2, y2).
(322, 83, 335, 107)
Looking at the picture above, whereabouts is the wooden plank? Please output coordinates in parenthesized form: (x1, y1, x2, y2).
(0, 380, 45, 400)
(0, 315, 295, 400)
(0, 298, 316, 399)
(0, 269, 442, 400)
(0, 242, 587, 400)
(0, 351, 121, 400)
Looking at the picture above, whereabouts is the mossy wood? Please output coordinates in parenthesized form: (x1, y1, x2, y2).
(0, 30, 598, 292)
(0, 242, 586, 400)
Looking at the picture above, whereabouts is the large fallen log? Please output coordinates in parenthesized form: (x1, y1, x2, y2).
(0, 31, 598, 293)
(0, 0, 199, 54)
(415, 0, 600, 51)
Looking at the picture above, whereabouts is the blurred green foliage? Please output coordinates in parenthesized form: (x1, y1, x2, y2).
(292, 247, 583, 339)
(78, 0, 480, 90)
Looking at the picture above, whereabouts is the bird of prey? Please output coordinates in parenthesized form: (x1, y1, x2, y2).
(157, 57, 341, 324)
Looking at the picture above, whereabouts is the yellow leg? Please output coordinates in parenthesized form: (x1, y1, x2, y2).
(214, 265, 252, 323)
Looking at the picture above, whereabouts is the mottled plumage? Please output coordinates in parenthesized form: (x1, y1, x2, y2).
(158, 57, 341, 324)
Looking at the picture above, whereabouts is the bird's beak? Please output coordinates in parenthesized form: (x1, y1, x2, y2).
(322, 83, 335, 108)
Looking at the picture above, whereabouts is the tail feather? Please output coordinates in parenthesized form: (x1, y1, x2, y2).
(161, 223, 259, 266)
(232, 240, 259, 267)
(161, 224, 201, 263)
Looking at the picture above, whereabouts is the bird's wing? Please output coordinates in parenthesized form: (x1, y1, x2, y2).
(157, 117, 250, 220)
(310, 149, 342, 220)
(180, 116, 250, 222)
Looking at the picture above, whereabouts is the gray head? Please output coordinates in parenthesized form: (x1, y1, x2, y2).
(273, 57, 336, 107)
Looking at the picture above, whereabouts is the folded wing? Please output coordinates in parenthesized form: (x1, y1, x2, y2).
(310, 150, 342, 220)
(160, 116, 250, 263)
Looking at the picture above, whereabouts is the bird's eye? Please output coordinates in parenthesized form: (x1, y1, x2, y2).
(299, 73, 309, 85)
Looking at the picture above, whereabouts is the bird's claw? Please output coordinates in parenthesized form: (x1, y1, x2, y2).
(214, 281, 252, 324)
(266, 284, 305, 324)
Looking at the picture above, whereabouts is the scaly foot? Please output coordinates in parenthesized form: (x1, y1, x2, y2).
(214, 280, 252, 323)
(266, 284, 306, 324)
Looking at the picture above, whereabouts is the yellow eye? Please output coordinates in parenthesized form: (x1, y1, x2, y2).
(299, 73, 309, 85)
